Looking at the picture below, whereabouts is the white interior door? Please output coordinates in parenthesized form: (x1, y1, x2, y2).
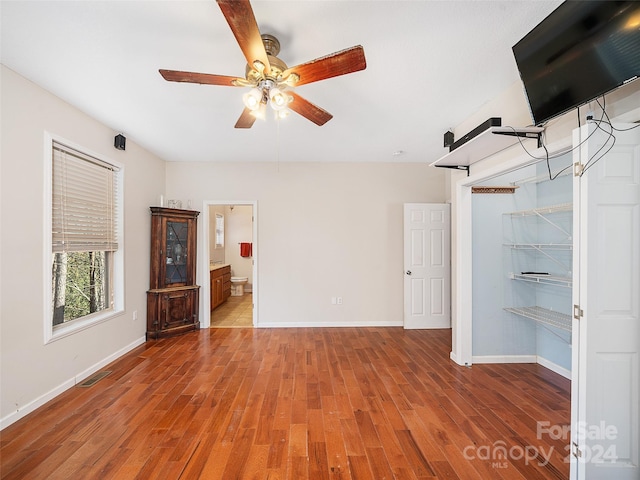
(403, 203, 451, 329)
(572, 123, 640, 479)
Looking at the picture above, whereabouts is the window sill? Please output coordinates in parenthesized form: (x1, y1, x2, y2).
(46, 308, 123, 344)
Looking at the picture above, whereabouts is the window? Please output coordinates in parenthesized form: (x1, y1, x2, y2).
(215, 213, 224, 248)
(47, 137, 123, 340)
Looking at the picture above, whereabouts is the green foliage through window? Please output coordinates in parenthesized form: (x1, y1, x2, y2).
(52, 251, 109, 325)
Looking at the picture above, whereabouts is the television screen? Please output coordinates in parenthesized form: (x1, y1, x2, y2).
(512, 1, 640, 126)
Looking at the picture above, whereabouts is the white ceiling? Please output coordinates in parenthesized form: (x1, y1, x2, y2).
(0, 0, 562, 164)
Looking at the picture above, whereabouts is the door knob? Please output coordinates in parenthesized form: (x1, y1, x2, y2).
(406, 270, 412, 275)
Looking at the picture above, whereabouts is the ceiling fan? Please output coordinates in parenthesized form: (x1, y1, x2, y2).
(159, 0, 366, 128)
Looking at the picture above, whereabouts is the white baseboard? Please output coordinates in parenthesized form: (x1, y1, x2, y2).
(0, 336, 146, 430)
(449, 351, 472, 367)
(256, 320, 403, 328)
(536, 356, 571, 379)
(472, 354, 537, 364)
(471, 354, 571, 379)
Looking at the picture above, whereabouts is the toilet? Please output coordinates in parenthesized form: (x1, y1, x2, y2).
(230, 276, 248, 296)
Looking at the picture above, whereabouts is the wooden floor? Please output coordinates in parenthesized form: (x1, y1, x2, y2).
(0, 328, 570, 480)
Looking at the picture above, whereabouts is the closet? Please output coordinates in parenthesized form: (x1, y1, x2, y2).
(471, 151, 573, 375)
(449, 122, 640, 480)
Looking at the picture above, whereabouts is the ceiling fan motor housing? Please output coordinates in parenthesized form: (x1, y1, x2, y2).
(245, 34, 289, 84)
(261, 34, 280, 56)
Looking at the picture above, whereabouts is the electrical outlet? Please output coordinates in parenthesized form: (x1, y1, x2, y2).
(133, 310, 138, 321)
(337, 297, 343, 305)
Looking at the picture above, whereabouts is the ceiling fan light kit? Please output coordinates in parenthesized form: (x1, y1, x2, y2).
(242, 87, 263, 111)
(269, 88, 290, 111)
(159, 0, 366, 128)
(251, 102, 267, 120)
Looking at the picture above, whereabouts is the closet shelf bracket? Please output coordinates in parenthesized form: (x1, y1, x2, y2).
(492, 129, 543, 148)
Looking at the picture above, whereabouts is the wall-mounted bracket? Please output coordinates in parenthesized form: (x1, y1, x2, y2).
(434, 164, 470, 176)
(492, 129, 543, 148)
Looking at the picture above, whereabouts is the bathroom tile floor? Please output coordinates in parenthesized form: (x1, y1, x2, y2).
(211, 293, 253, 328)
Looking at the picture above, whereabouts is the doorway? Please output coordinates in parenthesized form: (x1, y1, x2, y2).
(202, 201, 257, 328)
(468, 154, 573, 375)
(451, 134, 573, 365)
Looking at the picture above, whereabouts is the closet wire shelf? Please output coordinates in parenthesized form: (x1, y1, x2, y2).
(504, 243, 572, 250)
(509, 272, 572, 288)
(504, 306, 572, 332)
(507, 202, 573, 217)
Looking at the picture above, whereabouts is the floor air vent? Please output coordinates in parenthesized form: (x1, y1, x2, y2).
(77, 371, 111, 387)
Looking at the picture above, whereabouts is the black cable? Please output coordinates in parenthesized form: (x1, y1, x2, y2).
(544, 131, 552, 180)
(551, 163, 574, 180)
(593, 119, 640, 132)
(509, 93, 636, 179)
(507, 102, 604, 164)
(503, 126, 573, 181)
(577, 105, 582, 128)
(597, 96, 609, 123)
(512, 95, 616, 178)
(541, 129, 574, 181)
(581, 121, 616, 176)
(580, 98, 617, 175)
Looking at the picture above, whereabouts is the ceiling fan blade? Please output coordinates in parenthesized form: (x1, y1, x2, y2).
(159, 69, 248, 86)
(282, 45, 366, 87)
(287, 91, 333, 126)
(217, 0, 271, 74)
(235, 108, 257, 129)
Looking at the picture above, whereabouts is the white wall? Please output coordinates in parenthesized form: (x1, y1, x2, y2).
(165, 161, 446, 327)
(224, 205, 254, 290)
(0, 66, 165, 427)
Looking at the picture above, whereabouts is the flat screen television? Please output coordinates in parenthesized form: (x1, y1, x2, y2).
(512, 1, 640, 126)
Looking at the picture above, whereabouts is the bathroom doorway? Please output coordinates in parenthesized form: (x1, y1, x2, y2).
(204, 201, 257, 328)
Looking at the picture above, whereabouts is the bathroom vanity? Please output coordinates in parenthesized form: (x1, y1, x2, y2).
(210, 264, 231, 311)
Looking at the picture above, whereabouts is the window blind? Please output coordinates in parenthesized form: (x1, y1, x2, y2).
(52, 141, 119, 253)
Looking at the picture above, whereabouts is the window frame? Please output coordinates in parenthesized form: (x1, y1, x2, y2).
(43, 132, 124, 343)
(215, 213, 224, 248)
